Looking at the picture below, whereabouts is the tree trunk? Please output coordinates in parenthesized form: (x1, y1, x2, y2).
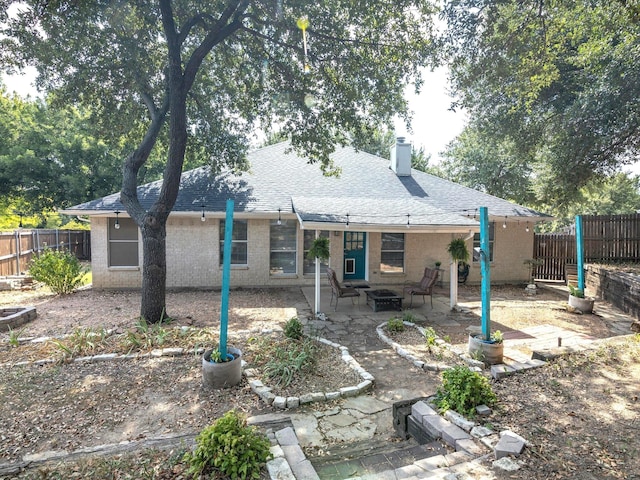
(140, 214, 167, 323)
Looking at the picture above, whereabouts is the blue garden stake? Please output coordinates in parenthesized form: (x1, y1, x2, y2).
(219, 199, 234, 358)
(576, 215, 585, 292)
(480, 206, 491, 341)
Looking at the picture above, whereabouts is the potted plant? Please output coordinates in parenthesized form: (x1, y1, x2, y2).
(435, 261, 442, 269)
(568, 285, 594, 314)
(447, 238, 470, 263)
(306, 236, 330, 262)
(468, 330, 504, 365)
(202, 345, 243, 389)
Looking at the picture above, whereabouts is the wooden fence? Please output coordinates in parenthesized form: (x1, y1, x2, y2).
(0, 229, 91, 277)
(534, 213, 640, 281)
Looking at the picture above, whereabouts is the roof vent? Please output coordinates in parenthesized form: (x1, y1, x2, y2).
(390, 137, 412, 177)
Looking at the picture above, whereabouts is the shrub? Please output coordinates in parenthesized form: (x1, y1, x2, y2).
(424, 326, 438, 347)
(386, 317, 405, 333)
(284, 316, 304, 340)
(435, 366, 497, 417)
(28, 247, 86, 294)
(184, 410, 271, 480)
(402, 311, 416, 323)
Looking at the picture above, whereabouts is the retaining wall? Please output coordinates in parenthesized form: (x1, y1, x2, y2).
(587, 265, 640, 320)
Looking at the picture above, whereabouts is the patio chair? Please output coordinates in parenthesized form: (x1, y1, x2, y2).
(326, 267, 360, 311)
(403, 267, 439, 308)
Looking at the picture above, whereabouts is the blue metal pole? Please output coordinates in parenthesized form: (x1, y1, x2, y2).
(480, 206, 491, 341)
(219, 199, 234, 357)
(576, 215, 585, 292)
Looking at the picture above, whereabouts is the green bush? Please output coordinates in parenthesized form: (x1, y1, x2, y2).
(424, 326, 438, 347)
(184, 410, 271, 480)
(284, 316, 304, 340)
(386, 317, 405, 333)
(28, 247, 86, 294)
(435, 366, 497, 417)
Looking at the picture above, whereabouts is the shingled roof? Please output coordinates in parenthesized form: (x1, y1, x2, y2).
(63, 141, 549, 231)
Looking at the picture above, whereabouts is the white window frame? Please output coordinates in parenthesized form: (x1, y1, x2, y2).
(380, 232, 405, 273)
(108, 217, 139, 268)
(219, 219, 248, 266)
(269, 220, 297, 275)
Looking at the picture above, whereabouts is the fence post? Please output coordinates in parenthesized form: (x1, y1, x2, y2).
(14, 230, 21, 275)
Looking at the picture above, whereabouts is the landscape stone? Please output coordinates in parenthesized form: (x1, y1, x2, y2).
(325, 413, 357, 427)
(490, 364, 516, 379)
(412, 401, 438, 421)
(441, 423, 472, 447)
(343, 395, 389, 415)
(493, 457, 523, 472)
(455, 438, 486, 455)
(275, 427, 298, 446)
(422, 414, 450, 439)
(311, 392, 326, 402)
(444, 410, 476, 432)
(273, 396, 287, 409)
(475, 405, 492, 416)
(286, 397, 300, 408)
(339, 385, 359, 397)
(414, 454, 447, 471)
(494, 431, 526, 459)
(325, 391, 341, 400)
(281, 444, 306, 465)
(299, 393, 314, 404)
(290, 459, 320, 480)
(266, 457, 296, 480)
(470, 425, 493, 438)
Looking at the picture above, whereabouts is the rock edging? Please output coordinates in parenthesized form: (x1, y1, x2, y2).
(376, 321, 485, 371)
(247, 336, 375, 410)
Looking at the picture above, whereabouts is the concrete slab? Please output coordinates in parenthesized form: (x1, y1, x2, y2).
(342, 395, 390, 414)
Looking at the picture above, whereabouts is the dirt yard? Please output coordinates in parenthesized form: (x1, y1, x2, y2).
(1, 283, 639, 480)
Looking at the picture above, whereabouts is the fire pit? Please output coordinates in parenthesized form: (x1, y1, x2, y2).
(0, 307, 37, 332)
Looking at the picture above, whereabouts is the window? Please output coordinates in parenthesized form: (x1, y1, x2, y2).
(270, 220, 297, 274)
(219, 219, 248, 265)
(108, 217, 138, 267)
(380, 233, 404, 273)
(473, 222, 495, 262)
(303, 230, 329, 275)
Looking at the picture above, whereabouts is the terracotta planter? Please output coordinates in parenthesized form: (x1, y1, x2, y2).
(568, 294, 594, 314)
(202, 347, 242, 389)
(468, 334, 504, 365)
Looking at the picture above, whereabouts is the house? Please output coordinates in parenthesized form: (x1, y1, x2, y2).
(62, 139, 550, 289)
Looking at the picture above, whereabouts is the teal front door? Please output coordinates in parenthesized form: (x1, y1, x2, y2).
(344, 232, 366, 280)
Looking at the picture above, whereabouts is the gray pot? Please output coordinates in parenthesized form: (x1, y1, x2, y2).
(468, 334, 504, 365)
(568, 294, 594, 314)
(202, 347, 242, 389)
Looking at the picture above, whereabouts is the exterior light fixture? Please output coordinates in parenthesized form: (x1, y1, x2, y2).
(526, 222, 530, 233)
(503, 216, 507, 229)
(201, 204, 206, 222)
(277, 208, 282, 225)
(406, 214, 410, 228)
(18, 212, 23, 229)
(114, 210, 121, 229)
(346, 213, 350, 228)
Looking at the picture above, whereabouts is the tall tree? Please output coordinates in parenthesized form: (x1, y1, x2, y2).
(440, 0, 640, 205)
(0, 87, 129, 220)
(1, 1, 437, 322)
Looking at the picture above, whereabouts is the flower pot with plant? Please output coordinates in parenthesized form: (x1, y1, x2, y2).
(468, 330, 504, 365)
(202, 346, 243, 389)
(568, 285, 594, 314)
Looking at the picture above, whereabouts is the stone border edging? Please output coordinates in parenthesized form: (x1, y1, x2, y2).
(246, 336, 375, 410)
(1, 328, 375, 411)
(376, 321, 485, 371)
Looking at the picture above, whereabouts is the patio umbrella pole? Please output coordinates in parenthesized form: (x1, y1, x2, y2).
(219, 199, 234, 357)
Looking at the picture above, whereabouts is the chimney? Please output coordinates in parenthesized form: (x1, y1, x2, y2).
(390, 137, 412, 176)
